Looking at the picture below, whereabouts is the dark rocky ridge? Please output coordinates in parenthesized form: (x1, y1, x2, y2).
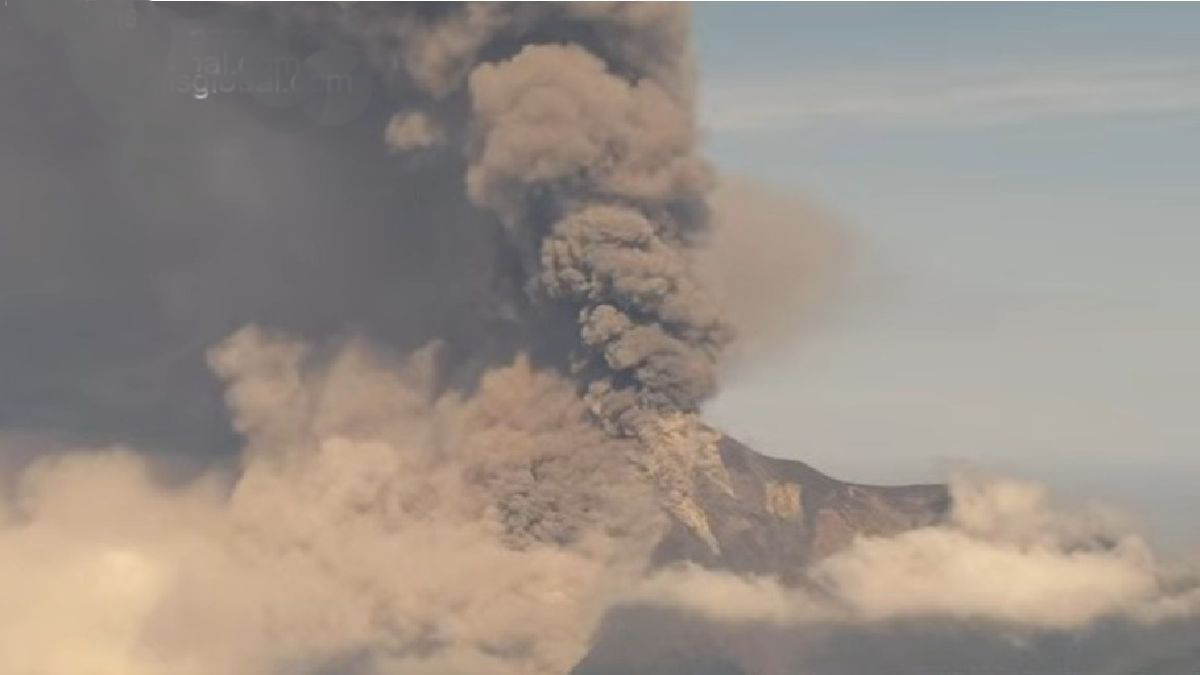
(574, 604, 1200, 675)
(653, 434, 951, 582)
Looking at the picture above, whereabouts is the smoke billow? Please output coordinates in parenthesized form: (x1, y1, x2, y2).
(277, 2, 738, 545)
(1, 3, 733, 670)
(699, 177, 850, 364)
(306, 5, 728, 396)
(1, 328, 664, 675)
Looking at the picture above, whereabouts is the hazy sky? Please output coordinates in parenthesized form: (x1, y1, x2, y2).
(695, 4, 1200, 548)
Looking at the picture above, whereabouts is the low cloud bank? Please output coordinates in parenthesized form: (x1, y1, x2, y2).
(634, 474, 1200, 631)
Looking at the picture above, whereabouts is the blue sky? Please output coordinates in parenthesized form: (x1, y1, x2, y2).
(694, 4, 1200, 548)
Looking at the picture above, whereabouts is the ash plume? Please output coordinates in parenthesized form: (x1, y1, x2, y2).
(3, 0, 735, 544)
(282, 1, 730, 414)
(274, 2, 736, 544)
(1, 2, 736, 670)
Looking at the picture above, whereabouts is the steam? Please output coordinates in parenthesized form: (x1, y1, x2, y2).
(468, 45, 726, 414)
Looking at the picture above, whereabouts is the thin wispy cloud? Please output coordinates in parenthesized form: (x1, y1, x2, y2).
(703, 62, 1200, 131)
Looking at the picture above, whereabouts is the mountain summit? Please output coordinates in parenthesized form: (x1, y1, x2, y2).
(653, 434, 950, 581)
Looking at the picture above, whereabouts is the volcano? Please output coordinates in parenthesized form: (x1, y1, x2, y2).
(574, 438, 1200, 675)
(653, 434, 950, 582)
(569, 435, 951, 675)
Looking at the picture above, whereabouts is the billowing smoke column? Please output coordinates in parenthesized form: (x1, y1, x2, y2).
(468, 45, 728, 423)
(282, 3, 735, 544)
(0, 5, 737, 673)
(0, 329, 666, 675)
(286, 5, 728, 409)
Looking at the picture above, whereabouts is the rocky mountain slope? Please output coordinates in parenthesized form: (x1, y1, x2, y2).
(574, 437, 1199, 675)
(652, 434, 950, 582)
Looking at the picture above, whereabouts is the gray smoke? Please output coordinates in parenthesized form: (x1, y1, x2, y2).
(1, 2, 730, 466)
(265, 3, 738, 547)
(280, 3, 731, 433)
(0, 3, 737, 672)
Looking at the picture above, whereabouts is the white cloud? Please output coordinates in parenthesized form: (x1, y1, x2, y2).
(702, 62, 1200, 131)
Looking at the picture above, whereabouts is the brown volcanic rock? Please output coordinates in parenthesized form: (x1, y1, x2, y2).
(578, 439, 1198, 675)
(651, 434, 950, 582)
(571, 436, 954, 675)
